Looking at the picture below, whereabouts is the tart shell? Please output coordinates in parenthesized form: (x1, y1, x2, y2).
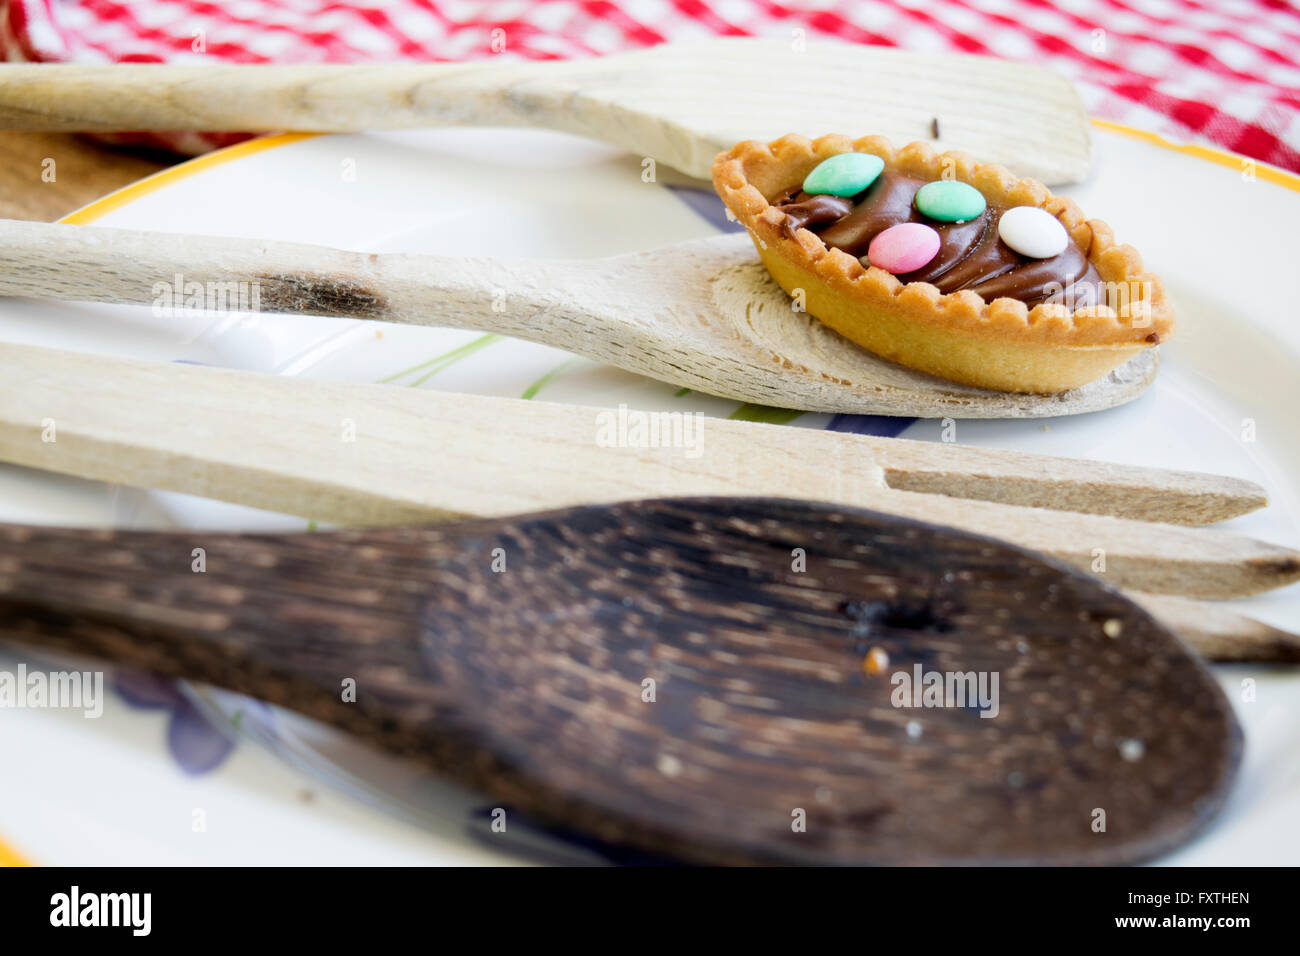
(712, 135, 1174, 394)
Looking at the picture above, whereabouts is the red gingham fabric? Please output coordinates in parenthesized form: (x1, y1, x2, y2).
(3, 0, 1298, 172)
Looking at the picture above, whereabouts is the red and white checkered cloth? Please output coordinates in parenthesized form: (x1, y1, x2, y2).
(3, 0, 1298, 172)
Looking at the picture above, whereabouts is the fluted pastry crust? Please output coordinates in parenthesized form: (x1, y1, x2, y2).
(712, 135, 1173, 393)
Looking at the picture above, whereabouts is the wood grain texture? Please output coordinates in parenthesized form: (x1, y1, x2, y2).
(0, 220, 1158, 417)
(1128, 592, 1300, 663)
(862, 437, 1266, 526)
(0, 344, 1291, 599)
(0, 498, 1240, 865)
(0, 131, 169, 221)
(0, 42, 1093, 184)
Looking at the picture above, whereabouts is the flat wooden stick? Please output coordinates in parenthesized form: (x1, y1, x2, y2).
(865, 437, 1264, 525)
(1126, 592, 1300, 663)
(0, 343, 1293, 599)
(0, 43, 1094, 183)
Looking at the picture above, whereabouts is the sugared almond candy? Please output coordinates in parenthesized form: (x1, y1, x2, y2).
(803, 152, 885, 197)
(998, 206, 1069, 259)
(915, 180, 986, 222)
(866, 222, 941, 274)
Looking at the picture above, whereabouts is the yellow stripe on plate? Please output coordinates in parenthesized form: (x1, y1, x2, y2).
(0, 835, 32, 866)
(59, 132, 321, 225)
(1092, 117, 1300, 193)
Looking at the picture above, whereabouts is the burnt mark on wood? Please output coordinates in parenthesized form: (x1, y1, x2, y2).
(844, 598, 954, 634)
(1261, 554, 1300, 578)
(255, 272, 388, 319)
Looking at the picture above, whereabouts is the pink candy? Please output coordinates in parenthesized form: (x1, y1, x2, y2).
(866, 222, 941, 275)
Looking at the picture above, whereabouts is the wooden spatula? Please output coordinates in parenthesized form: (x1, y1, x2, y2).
(0, 220, 1155, 418)
(2, 344, 1294, 602)
(0, 40, 1093, 184)
(0, 497, 1239, 865)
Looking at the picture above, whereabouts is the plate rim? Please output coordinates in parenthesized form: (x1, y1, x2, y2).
(7, 118, 1298, 868)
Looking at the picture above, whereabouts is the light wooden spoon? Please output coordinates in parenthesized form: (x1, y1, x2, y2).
(0, 220, 1155, 418)
(0, 40, 1093, 184)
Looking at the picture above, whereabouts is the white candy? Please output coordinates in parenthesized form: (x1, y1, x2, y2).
(998, 206, 1069, 259)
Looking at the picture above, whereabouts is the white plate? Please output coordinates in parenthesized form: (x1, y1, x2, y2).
(1, 124, 1297, 865)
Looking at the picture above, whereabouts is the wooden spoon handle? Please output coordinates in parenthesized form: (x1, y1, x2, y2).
(0, 521, 463, 764)
(0, 218, 529, 331)
(0, 219, 721, 393)
(2, 343, 1296, 598)
(0, 62, 570, 133)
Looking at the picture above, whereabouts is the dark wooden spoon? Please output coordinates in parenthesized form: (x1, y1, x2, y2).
(0, 498, 1240, 865)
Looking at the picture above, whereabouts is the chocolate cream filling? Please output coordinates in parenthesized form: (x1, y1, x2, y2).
(774, 170, 1103, 308)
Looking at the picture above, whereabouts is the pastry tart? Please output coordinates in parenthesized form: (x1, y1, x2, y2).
(712, 135, 1173, 394)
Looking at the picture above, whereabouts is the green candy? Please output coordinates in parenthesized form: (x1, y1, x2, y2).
(802, 153, 885, 197)
(914, 180, 987, 222)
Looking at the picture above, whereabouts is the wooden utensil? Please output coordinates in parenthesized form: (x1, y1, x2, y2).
(1127, 592, 1300, 663)
(0, 497, 1240, 865)
(0, 41, 1093, 184)
(0, 220, 1156, 418)
(2, 344, 1293, 602)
